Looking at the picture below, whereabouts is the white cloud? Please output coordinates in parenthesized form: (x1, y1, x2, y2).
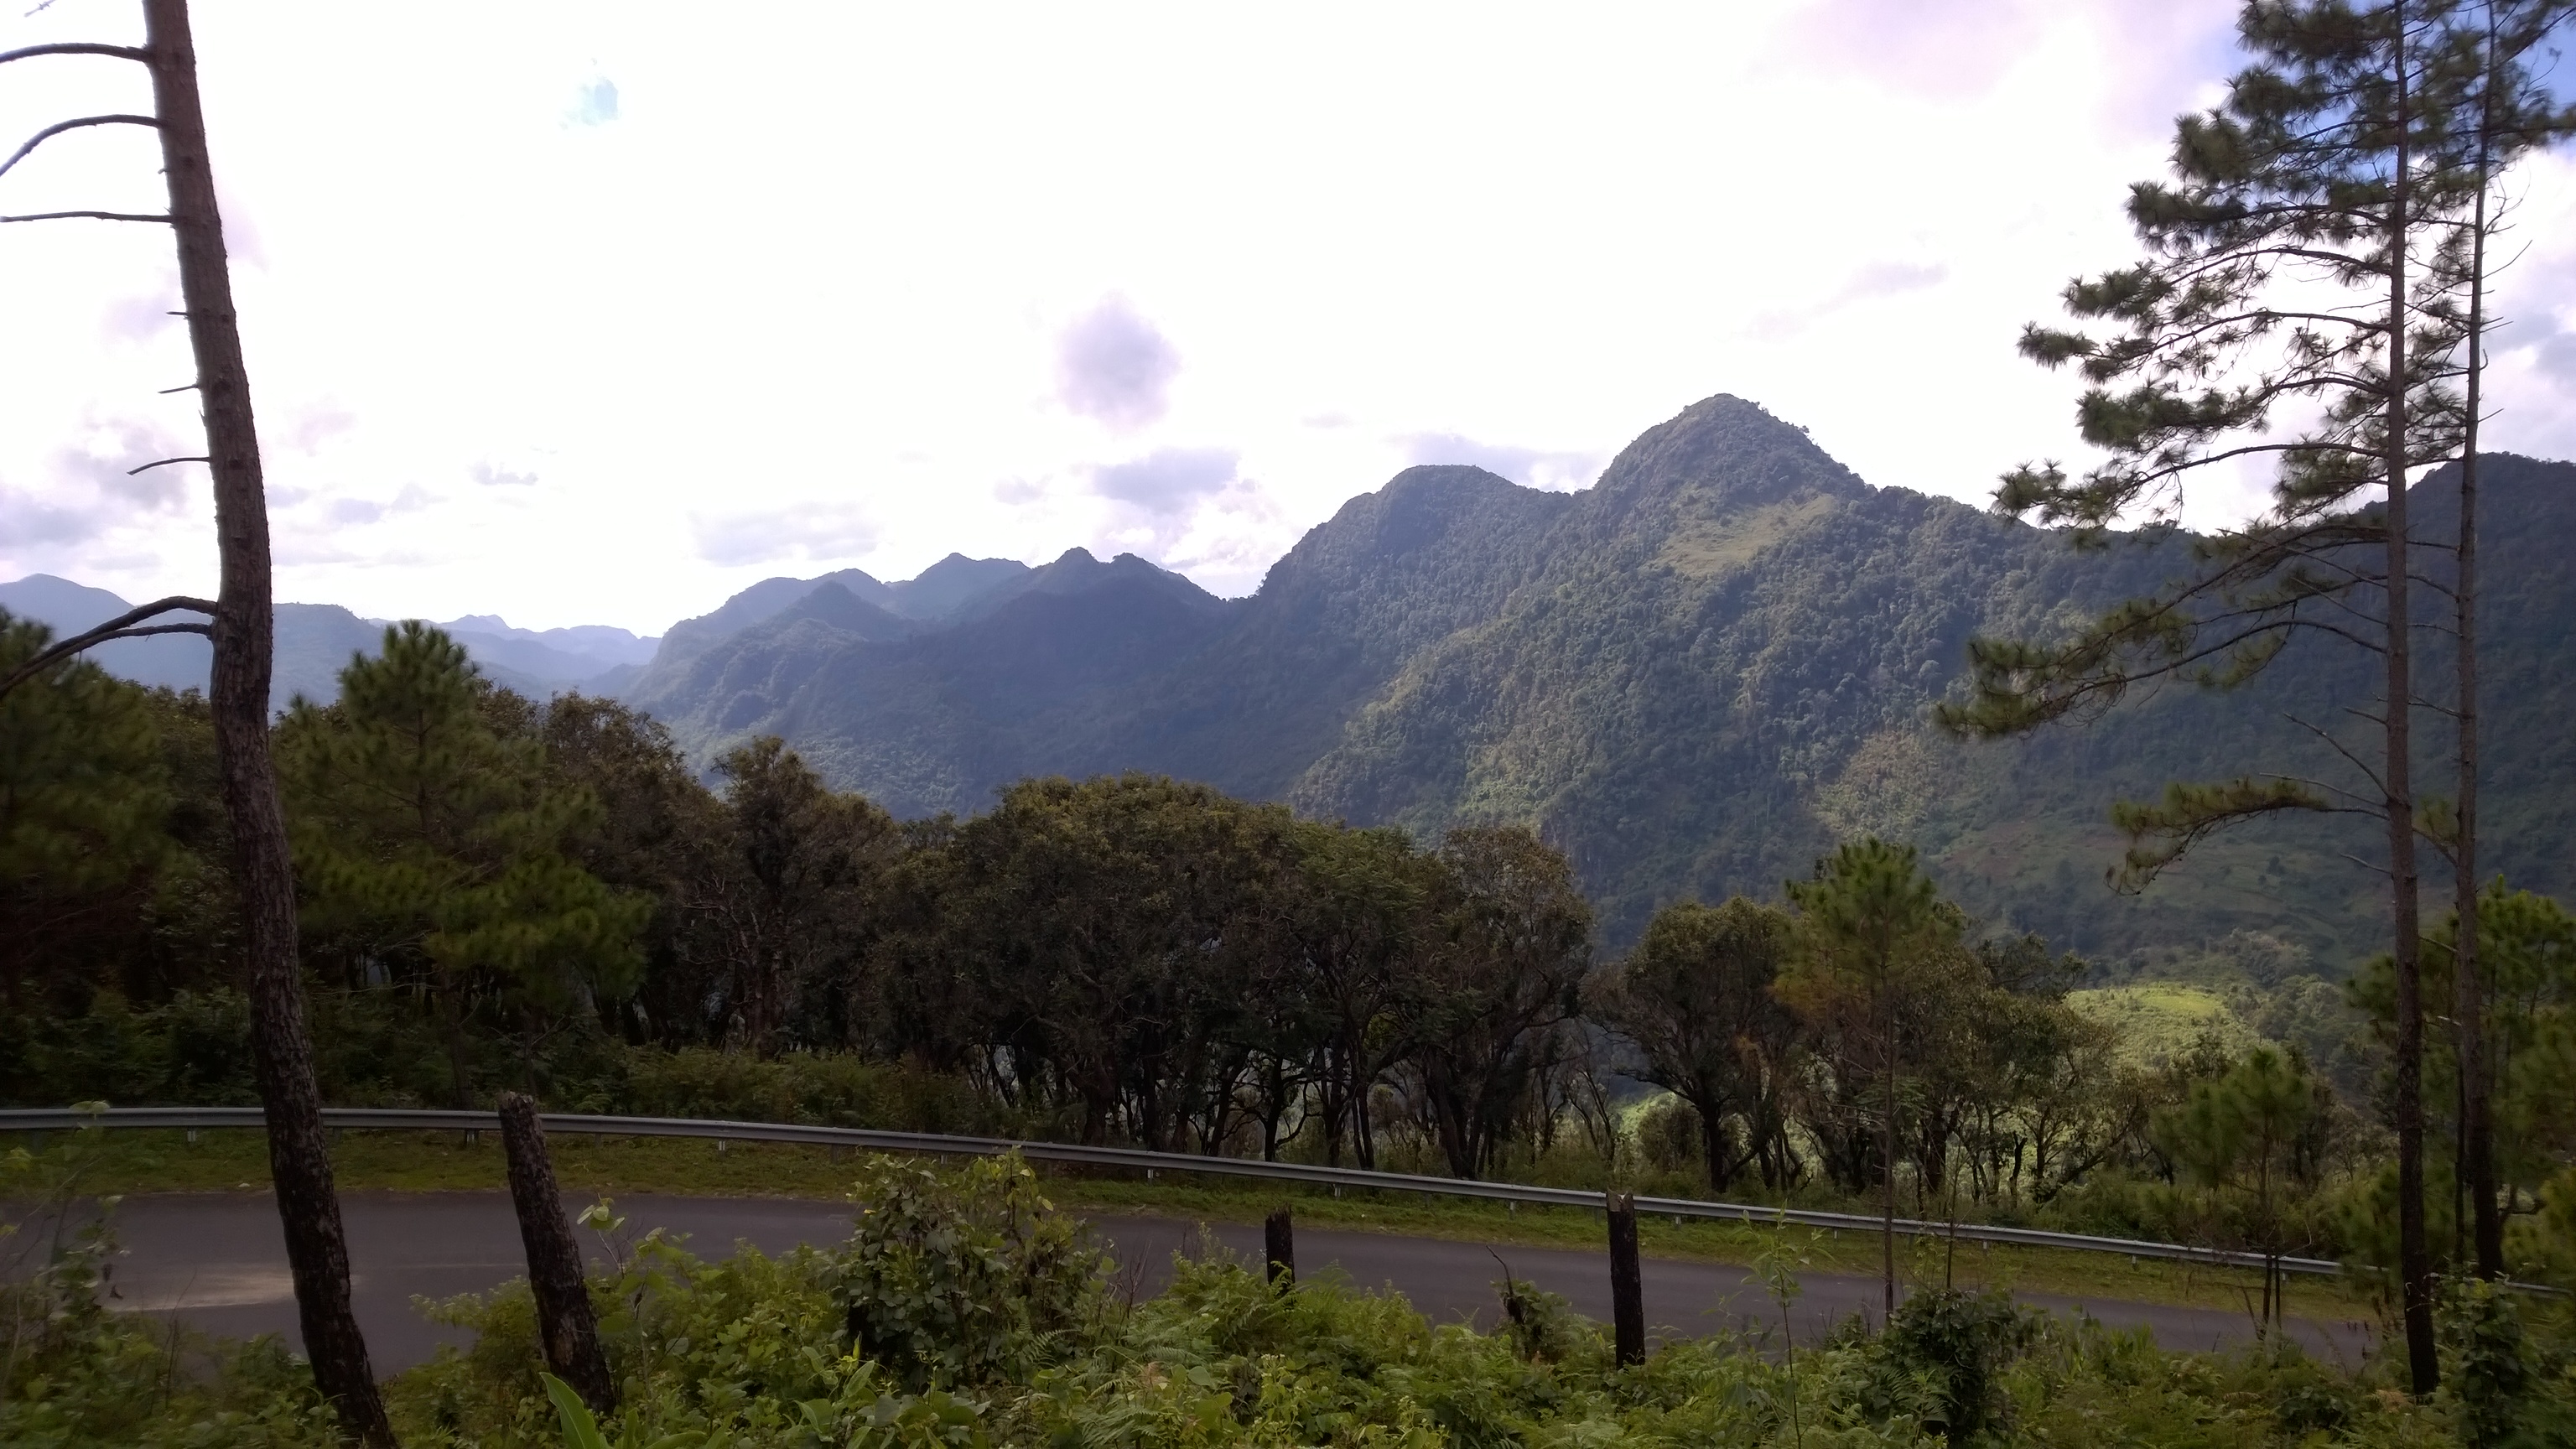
(1093, 447, 1237, 513)
(1057, 296, 1181, 430)
(693, 503, 878, 568)
(11, 0, 2565, 632)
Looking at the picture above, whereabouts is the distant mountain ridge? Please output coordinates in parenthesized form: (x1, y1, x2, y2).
(623, 396, 2576, 964)
(14, 394, 2573, 967)
(0, 574, 657, 710)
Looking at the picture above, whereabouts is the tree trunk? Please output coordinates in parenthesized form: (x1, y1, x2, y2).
(2381, 8, 2437, 1391)
(1698, 1090, 1734, 1196)
(2457, 11, 2501, 1283)
(497, 1093, 615, 1415)
(1880, 1009, 1898, 1319)
(143, 3, 393, 1441)
(1264, 1207, 1296, 1286)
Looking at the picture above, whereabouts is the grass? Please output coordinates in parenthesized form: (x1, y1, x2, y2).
(13, 1125, 2380, 1325)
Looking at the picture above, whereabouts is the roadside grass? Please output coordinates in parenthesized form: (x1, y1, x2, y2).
(12, 1126, 2379, 1325)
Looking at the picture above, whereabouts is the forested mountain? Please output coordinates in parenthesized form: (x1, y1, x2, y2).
(625, 395, 2576, 963)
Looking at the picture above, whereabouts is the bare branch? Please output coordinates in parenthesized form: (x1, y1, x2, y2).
(0, 209, 172, 224)
(127, 455, 208, 475)
(0, 114, 158, 180)
(0, 595, 216, 702)
(0, 42, 149, 65)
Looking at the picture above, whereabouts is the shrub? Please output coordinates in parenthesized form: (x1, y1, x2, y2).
(827, 1152, 1107, 1390)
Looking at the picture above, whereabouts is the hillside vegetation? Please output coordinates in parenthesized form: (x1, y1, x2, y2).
(626, 396, 2575, 963)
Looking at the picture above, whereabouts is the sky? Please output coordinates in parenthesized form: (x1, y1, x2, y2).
(4, 2, 2575, 636)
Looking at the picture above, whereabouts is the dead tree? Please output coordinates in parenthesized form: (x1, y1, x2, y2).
(0, 4, 392, 1442)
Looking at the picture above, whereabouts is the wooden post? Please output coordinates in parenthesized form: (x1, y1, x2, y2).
(1607, 1192, 1644, 1368)
(497, 1093, 615, 1415)
(1265, 1207, 1295, 1286)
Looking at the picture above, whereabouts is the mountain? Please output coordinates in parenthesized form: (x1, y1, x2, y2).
(0, 578, 630, 710)
(629, 395, 2576, 966)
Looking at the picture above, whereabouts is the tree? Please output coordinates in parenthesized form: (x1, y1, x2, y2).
(1935, 1, 2532, 1387)
(1284, 821, 1438, 1171)
(0, 618, 174, 1010)
(694, 739, 898, 1056)
(2423, 0, 2576, 1284)
(1778, 838, 1962, 1316)
(1589, 897, 1800, 1194)
(1405, 825, 1592, 1180)
(2151, 1046, 2332, 1332)
(279, 625, 647, 1104)
(0, 5, 392, 1436)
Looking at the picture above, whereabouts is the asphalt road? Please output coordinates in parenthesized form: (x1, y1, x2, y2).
(29, 1192, 2375, 1372)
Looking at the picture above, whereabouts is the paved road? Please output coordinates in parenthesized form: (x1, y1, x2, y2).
(28, 1192, 2375, 1371)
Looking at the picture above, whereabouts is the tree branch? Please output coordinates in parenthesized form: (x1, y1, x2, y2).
(0, 210, 173, 224)
(0, 594, 217, 701)
(0, 114, 158, 180)
(0, 42, 150, 65)
(127, 455, 208, 475)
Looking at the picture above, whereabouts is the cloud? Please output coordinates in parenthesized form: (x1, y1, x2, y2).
(992, 475, 1046, 504)
(693, 502, 877, 566)
(1092, 447, 1239, 514)
(330, 498, 386, 527)
(1400, 434, 1601, 492)
(569, 75, 620, 127)
(1750, 259, 1949, 340)
(1057, 297, 1181, 430)
(102, 292, 180, 342)
(1777, 0, 2044, 101)
(2536, 330, 2576, 386)
(0, 489, 106, 549)
(470, 460, 538, 487)
(59, 421, 199, 512)
(286, 406, 356, 454)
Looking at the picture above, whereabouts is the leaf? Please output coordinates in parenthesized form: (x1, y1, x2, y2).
(542, 1371, 611, 1449)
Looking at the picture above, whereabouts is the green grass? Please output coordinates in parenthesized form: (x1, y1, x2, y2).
(2068, 984, 2266, 1065)
(13, 1126, 2378, 1325)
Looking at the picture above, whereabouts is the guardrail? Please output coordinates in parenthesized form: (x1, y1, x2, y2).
(1, 1105, 2345, 1277)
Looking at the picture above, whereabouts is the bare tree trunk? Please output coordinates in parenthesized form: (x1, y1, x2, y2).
(141, 3, 392, 1441)
(497, 1094, 615, 1415)
(2457, 4, 2501, 1284)
(2381, 7, 2437, 1392)
(1880, 1004, 1898, 1319)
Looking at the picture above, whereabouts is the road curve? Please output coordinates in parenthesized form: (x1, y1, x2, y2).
(55, 1192, 2373, 1373)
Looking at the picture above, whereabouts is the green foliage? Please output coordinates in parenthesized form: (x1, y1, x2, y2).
(828, 1154, 1108, 1391)
(278, 624, 649, 1101)
(1589, 897, 1800, 1193)
(1867, 1288, 2037, 1443)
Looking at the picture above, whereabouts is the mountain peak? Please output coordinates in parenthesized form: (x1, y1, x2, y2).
(1590, 393, 1867, 512)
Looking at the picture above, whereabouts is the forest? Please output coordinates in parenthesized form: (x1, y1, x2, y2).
(8, 619, 2575, 1282)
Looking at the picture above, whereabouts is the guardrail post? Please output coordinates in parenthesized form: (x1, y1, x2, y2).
(1265, 1207, 1295, 1286)
(496, 1093, 615, 1417)
(1607, 1191, 1644, 1368)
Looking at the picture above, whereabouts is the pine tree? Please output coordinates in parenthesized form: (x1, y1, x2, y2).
(1940, 1, 2506, 1388)
(1779, 838, 1963, 1318)
(280, 624, 647, 1104)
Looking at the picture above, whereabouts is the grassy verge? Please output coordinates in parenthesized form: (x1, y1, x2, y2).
(13, 1126, 2378, 1322)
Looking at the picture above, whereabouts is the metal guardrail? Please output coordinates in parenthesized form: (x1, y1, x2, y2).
(1, 1105, 2345, 1276)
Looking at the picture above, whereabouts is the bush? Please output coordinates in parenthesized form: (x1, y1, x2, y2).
(827, 1153, 1107, 1390)
(1869, 1287, 2036, 1442)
